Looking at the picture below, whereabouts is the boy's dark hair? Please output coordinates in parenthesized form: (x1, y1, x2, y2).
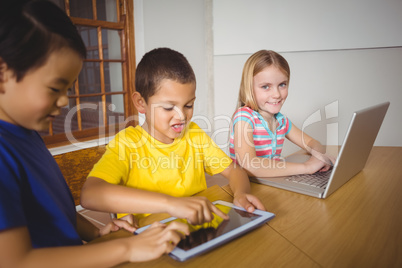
(0, 0, 86, 82)
(135, 48, 196, 102)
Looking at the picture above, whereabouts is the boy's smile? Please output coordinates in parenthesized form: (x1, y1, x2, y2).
(136, 79, 196, 144)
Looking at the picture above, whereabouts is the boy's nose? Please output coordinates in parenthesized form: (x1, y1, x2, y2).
(57, 95, 69, 108)
(173, 106, 186, 121)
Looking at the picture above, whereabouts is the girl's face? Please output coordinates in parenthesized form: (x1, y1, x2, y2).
(0, 48, 83, 131)
(252, 65, 289, 119)
(136, 79, 196, 144)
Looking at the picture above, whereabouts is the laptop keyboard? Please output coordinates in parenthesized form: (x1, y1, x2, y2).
(285, 169, 332, 189)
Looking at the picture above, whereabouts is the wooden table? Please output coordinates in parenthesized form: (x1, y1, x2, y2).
(93, 185, 320, 267)
(92, 146, 401, 267)
(223, 146, 402, 267)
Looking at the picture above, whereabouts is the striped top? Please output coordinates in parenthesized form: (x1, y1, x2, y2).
(229, 107, 292, 162)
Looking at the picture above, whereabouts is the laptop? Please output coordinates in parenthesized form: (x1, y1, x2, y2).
(250, 102, 390, 198)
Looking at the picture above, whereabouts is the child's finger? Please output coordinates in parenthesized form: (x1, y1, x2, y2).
(118, 214, 139, 228)
(99, 222, 122, 236)
(234, 196, 252, 212)
(210, 203, 229, 220)
(247, 195, 266, 211)
(112, 219, 136, 233)
(158, 225, 188, 252)
(146, 221, 166, 230)
(165, 221, 190, 236)
(99, 223, 113, 236)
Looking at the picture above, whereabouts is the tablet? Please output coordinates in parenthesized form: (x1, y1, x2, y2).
(134, 200, 275, 262)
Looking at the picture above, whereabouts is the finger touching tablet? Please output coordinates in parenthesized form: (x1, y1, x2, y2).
(134, 200, 275, 262)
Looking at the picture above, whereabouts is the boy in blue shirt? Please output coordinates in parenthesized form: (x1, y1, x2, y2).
(0, 1, 188, 267)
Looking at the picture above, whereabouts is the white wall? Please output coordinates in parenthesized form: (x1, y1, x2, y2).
(212, 0, 402, 155)
(135, 0, 402, 156)
(214, 0, 402, 54)
(134, 0, 214, 130)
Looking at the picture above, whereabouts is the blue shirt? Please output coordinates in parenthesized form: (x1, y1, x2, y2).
(0, 120, 82, 248)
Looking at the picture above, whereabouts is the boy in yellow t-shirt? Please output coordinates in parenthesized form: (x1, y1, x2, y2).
(81, 48, 265, 225)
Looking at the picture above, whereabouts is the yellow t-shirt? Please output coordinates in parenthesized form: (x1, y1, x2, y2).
(88, 122, 232, 217)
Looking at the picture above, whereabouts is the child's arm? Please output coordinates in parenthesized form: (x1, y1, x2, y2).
(0, 222, 189, 268)
(233, 121, 329, 178)
(81, 177, 228, 225)
(219, 162, 266, 212)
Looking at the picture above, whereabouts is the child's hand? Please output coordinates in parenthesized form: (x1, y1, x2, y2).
(126, 221, 189, 262)
(309, 150, 336, 172)
(166, 196, 229, 225)
(99, 214, 139, 236)
(233, 193, 266, 213)
(320, 154, 336, 171)
(304, 155, 329, 174)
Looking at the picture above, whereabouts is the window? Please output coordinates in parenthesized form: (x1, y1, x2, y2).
(41, 0, 137, 147)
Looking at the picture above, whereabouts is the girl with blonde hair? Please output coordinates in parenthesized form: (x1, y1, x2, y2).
(230, 50, 334, 177)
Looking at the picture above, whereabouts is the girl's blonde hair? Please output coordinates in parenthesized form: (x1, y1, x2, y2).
(236, 50, 290, 110)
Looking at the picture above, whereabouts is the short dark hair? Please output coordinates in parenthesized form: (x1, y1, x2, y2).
(135, 48, 196, 102)
(0, 0, 86, 82)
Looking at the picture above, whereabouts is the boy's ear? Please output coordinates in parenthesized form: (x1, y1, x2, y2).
(131, 92, 147, 114)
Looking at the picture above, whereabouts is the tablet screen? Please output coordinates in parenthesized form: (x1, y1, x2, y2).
(176, 204, 260, 250)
